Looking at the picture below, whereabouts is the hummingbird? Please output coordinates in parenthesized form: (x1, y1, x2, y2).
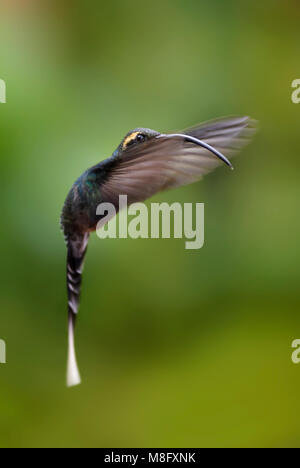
(61, 116, 256, 387)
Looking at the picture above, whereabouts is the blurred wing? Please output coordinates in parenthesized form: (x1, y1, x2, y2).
(101, 116, 256, 207)
(183, 115, 256, 153)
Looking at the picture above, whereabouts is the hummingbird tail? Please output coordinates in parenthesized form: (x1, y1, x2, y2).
(67, 311, 81, 387)
(66, 232, 89, 387)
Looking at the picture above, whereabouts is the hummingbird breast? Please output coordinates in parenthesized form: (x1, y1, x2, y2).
(61, 169, 105, 236)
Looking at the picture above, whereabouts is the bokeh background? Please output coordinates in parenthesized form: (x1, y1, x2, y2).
(0, 0, 299, 448)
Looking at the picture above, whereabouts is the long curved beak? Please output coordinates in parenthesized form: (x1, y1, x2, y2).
(164, 133, 234, 169)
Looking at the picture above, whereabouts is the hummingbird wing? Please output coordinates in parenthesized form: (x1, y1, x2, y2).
(101, 116, 256, 206)
(183, 115, 256, 152)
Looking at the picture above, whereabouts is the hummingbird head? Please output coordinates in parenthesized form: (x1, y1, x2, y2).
(120, 128, 160, 152)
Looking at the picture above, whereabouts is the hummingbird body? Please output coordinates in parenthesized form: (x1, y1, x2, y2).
(61, 117, 256, 387)
(62, 165, 106, 235)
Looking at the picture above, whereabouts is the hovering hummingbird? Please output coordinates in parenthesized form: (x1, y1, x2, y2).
(61, 116, 256, 387)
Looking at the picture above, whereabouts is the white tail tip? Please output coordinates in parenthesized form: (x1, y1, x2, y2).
(67, 315, 81, 387)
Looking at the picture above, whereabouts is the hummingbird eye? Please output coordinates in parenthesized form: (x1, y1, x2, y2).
(136, 133, 145, 143)
(123, 132, 147, 149)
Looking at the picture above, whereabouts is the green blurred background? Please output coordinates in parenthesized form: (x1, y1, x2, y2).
(0, 0, 299, 448)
